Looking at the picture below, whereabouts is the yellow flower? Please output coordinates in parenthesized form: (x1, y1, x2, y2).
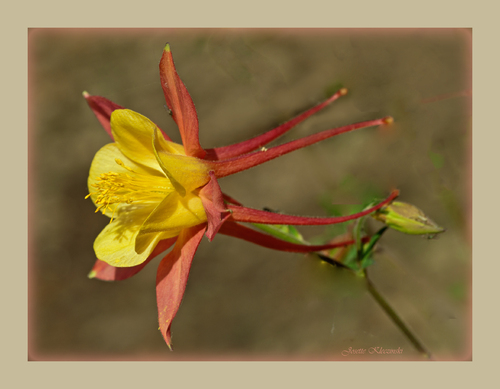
(87, 109, 209, 267)
(84, 43, 398, 348)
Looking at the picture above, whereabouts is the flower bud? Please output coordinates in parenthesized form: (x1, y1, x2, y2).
(372, 201, 445, 235)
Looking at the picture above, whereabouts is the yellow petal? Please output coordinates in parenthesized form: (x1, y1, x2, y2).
(153, 128, 210, 194)
(87, 143, 165, 217)
(135, 191, 207, 253)
(94, 203, 161, 267)
(111, 109, 185, 171)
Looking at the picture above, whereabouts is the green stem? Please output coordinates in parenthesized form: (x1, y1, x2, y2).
(363, 268, 433, 360)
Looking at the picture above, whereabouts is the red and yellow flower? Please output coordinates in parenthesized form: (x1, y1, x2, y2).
(85, 44, 398, 348)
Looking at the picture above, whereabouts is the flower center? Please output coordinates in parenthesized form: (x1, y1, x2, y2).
(87, 158, 173, 221)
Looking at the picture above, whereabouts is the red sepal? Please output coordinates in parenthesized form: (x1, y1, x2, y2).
(198, 172, 231, 241)
(83, 94, 124, 139)
(156, 224, 207, 349)
(159, 45, 206, 159)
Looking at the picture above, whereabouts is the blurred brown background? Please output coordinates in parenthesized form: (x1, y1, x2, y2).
(29, 28, 471, 360)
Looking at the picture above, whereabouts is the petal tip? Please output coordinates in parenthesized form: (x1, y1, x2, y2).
(88, 270, 97, 279)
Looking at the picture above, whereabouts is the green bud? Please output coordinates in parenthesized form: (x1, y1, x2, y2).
(372, 201, 445, 235)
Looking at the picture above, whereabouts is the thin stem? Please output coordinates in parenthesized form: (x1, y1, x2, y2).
(314, 231, 432, 359)
(363, 269, 433, 360)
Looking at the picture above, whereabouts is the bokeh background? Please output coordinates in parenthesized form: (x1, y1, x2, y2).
(29, 28, 471, 360)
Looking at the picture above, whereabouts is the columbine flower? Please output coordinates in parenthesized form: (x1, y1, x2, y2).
(84, 43, 398, 349)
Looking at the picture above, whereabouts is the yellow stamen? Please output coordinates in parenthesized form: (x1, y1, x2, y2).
(87, 159, 173, 221)
(109, 205, 117, 224)
(115, 158, 135, 172)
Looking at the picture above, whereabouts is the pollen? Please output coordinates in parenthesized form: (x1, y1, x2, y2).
(86, 159, 173, 222)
